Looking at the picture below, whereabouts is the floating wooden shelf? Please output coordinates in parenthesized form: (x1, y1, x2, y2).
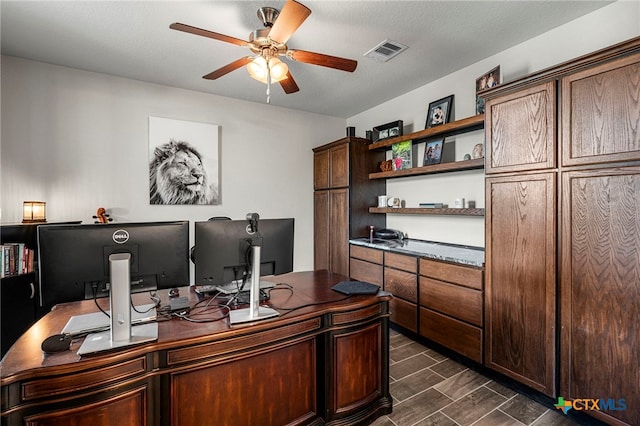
(369, 207, 485, 216)
(370, 158, 484, 180)
(368, 114, 484, 151)
(367, 114, 486, 217)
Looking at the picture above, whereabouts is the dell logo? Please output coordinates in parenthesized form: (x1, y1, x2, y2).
(112, 230, 130, 244)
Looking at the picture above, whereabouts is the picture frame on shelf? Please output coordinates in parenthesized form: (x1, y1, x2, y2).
(372, 120, 403, 142)
(423, 139, 444, 165)
(476, 65, 501, 114)
(425, 95, 454, 129)
(391, 140, 412, 170)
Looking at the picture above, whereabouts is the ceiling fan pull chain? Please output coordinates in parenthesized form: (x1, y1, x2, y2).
(266, 58, 272, 103)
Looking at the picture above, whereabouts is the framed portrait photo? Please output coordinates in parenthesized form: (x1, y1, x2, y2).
(425, 95, 454, 129)
(423, 139, 444, 166)
(476, 65, 501, 114)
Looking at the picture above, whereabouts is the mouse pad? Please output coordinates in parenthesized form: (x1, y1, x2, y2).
(331, 281, 380, 295)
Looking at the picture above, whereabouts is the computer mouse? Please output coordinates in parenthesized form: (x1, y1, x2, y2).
(168, 288, 180, 298)
(41, 334, 72, 354)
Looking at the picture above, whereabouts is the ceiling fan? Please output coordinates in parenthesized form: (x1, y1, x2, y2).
(170, 0, 357, 102)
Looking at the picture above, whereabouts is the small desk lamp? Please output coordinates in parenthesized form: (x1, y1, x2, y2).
(22, 201, 46, 223)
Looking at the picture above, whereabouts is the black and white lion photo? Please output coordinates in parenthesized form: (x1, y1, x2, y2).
(148, 117, 220, 205)
(149, 140, 219, 205)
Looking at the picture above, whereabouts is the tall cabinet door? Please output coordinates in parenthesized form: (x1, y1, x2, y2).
(485, 172, 556, 396)
(313, 188, 349, 276)
(330, 188, 349, 277)
(314, 190, 330, 271)
(561, 168, 640, 425)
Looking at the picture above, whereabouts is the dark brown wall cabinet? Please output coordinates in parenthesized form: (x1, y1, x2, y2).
(484, 37, 640, 425)
(314, 137, 385, 276)
(559, 51, 640, 426)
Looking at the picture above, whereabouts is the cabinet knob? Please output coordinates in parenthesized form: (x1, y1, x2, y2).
(29, 282, 35, 300)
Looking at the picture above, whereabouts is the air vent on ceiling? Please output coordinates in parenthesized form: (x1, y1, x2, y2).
(364, 39, 408, 62)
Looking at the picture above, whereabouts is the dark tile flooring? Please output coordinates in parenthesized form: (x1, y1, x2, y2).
(371, 329, 579, 426)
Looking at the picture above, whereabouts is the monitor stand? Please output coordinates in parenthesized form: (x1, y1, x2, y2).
(229, 245, 278, 324)
(78, 253, 158, 355)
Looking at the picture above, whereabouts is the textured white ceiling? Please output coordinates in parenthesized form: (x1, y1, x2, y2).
(1, 1, 613, 118)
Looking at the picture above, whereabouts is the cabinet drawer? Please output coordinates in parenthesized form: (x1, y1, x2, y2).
(419, 258, 483, 290)
(350, 258, 383, 286)
(384, 252, 417, 273)
(384, 267, 417, 303)
(420, 277, 482, 326)
(350, 245, 383, 264)
(23, 385, 148, 425)
(420, 307, 482, 363)
(22, 357, 147, 400)
(390, 298, 417, 333)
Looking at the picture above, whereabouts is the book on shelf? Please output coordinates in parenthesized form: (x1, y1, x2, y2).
(419, 203, 445, 208)
(0, 243, 35, 277)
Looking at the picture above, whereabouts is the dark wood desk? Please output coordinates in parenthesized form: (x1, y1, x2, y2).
(1, 271, 392, 426)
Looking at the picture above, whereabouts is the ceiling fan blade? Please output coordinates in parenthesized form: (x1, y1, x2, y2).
(279, 71, 300, 94)
(287, 50, 357, 72)
(203, 57, 253, 80)
(268, 0, 311, 44)
(170, 22, 248, 47)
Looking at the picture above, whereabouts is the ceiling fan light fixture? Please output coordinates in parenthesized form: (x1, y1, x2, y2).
(246, 56, 288, 83)
(247, 56, 268, 81)
(171, 0, 355, 101)
(269, 58, 289, 81)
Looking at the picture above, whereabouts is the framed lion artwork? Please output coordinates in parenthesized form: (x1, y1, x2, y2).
(148, 116, 220, 205)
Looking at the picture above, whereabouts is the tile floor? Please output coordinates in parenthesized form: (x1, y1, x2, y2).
(371, 329, 581, 426)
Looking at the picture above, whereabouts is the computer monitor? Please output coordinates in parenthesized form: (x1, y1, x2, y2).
(193, 217, 294, 287)
(37, 221, 190, 312)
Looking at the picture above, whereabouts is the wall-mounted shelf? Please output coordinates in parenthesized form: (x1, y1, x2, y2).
(369, 207, 484, 216)
(367, 114, 486, 219)
(368, 114, 484, 151)
(369, 158, 484, 180)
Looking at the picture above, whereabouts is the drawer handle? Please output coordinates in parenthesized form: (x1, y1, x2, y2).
(29, 282, 35, 299)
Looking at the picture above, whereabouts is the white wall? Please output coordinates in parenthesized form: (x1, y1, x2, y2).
(347, 0, 640, 248)
(0, 56, 347, 275)
(2, 0, 639, 270)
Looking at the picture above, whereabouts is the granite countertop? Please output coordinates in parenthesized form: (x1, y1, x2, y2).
(349, 237, 485, 267)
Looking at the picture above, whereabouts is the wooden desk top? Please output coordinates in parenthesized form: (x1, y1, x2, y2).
(1, 270, 389, 384)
